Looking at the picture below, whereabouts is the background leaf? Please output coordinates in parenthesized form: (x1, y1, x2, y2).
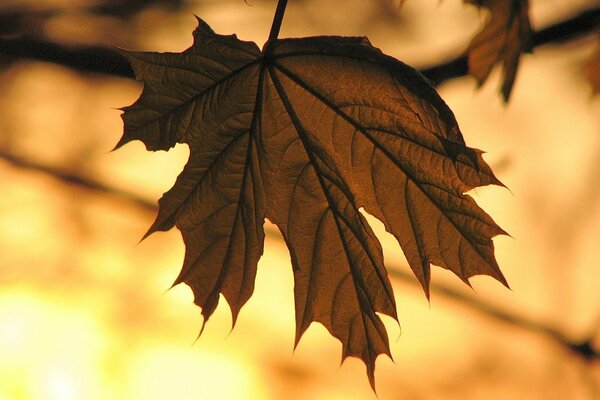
(465, 0, 533, 101)
(584, 42, 600, 94)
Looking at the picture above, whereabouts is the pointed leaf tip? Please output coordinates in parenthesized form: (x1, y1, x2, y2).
(193, 15, 215, 35)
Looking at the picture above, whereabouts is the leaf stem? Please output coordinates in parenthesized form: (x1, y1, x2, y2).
(268, 0, 288, 41)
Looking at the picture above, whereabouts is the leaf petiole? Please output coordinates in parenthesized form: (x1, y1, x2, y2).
(268, 0, 288, 42)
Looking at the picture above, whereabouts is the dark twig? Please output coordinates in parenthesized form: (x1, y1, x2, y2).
(0, 37, 134, 78)
(1, 148, 598, 362)
(534, 7, 600, 47)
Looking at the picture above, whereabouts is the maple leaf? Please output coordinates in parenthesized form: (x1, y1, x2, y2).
(117, 18, 507, 387)
(465, 0, 533, 101)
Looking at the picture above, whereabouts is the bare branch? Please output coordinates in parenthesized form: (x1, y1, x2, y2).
(0, 6, 597, 85)
(0, 37, 134, 78)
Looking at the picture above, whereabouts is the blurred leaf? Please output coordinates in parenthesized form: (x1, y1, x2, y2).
(465, 0, 532, 101)
(584, 42, 600, 94)
(117, 18, 506, 387)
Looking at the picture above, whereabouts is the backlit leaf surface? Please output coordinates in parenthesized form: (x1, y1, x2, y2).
(118, 18, 507, 387)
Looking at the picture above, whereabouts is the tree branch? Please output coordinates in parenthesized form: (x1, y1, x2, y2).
(0, 6, 597, 83)
(0, 37, 134, 78)
(1, 148, 598, 362)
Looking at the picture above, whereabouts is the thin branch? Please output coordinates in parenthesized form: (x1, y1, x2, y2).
(1, 148, 598, 362)
(0, 36, 134, 78)
(0, 6, 597, 83)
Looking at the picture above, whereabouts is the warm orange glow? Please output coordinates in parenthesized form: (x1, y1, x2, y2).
(0, 290, 107, 399)
(126, 347, 266, 399)
(1, 1, 599, 399)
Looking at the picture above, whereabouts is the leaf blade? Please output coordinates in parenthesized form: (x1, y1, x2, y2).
(262, 65, 396, 387)
(268, 38, 507, 293)
(118, 19, 508, 388)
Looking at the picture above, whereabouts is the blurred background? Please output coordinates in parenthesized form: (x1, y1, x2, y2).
(0, 0, 599, 399)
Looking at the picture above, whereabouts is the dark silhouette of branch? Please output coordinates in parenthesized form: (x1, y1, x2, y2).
(2, 148, 598, 362)
(0, 37, 134, 78)
(0, 6, 597, 84)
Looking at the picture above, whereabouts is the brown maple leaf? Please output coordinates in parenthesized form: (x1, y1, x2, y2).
(465, 0, 533, 101)
(117, 18, 507, 387)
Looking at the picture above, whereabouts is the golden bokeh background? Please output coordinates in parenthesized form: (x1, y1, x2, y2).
(1, 0, 599, 399)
